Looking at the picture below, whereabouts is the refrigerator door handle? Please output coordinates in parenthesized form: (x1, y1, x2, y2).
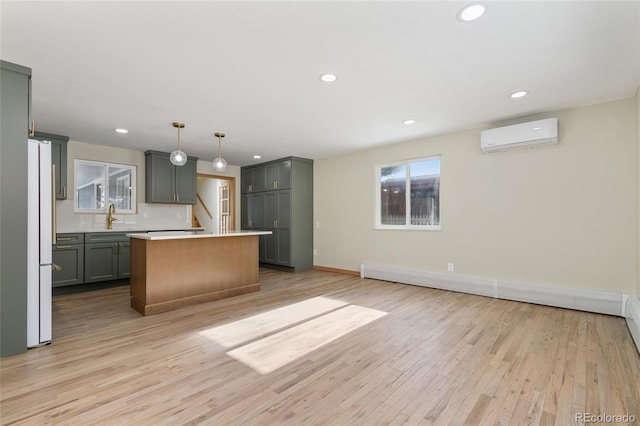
(52, 163, 57, 244)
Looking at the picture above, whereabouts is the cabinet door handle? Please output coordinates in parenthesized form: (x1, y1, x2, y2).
(57, 237, 72, 241)
(55, 245, 71, 249)
(63, 186, 67, 198)
(115, 243, 119, 255)
(176, 193, 179, 202)
(249, 184, 253, 192)
(52, 263, 62, 272)
(29, 119, 35, 137)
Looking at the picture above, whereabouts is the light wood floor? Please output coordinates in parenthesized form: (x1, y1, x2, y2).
(1, 269, 639, 425)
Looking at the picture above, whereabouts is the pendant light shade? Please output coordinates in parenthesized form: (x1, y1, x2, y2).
(213, 132, 227, 172)
(170, 122, 188, 166)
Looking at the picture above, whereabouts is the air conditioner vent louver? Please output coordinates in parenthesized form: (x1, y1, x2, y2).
(480, 118, 558, 153)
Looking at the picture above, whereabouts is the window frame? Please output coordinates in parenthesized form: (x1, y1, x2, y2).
(74, 159, 137, 214)
(374, 155, 441, 231)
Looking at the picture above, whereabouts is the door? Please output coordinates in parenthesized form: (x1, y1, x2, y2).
(219, 184, 230, 232)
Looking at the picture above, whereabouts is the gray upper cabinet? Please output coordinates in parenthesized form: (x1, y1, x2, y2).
(33, 131, 69, 200)
(241, 167, 266, 193)
(265, 160, 291, 190)
(241, 157, 313, 272)
(145, 151, 197, 204)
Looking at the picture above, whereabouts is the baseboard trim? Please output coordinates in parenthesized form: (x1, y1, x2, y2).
(625, 295, 640, 354)
(313, 265, 360, 276)
(360, 263, 624, 317)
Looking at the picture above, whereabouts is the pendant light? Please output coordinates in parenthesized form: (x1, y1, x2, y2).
(213, 132, 227, 172)
(170, 122, 188, 166)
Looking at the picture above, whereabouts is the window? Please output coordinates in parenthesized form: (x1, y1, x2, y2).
(74, 160, 136, 213)
(376, 157, 440, 229)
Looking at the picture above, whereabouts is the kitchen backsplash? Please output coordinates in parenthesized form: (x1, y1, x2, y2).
(56, 200, 193, 233)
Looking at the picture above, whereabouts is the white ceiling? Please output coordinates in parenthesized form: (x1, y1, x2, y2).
(2, 1, 639, 166)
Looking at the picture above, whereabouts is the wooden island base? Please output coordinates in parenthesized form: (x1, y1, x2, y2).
(129, 233, 264, 316)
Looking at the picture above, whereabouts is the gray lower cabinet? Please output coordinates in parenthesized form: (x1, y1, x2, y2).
(241, 193, 264, 230)
(241, 157, 313, 272)
(52, 233, 84, 287)
(242, 193, 267, 262)
(117, 241, 130, 279)
(145, 150, 198, 204)
(84, 232, 133, 283)
(84, 242, 118, 283)
(264, 190, 291, 265)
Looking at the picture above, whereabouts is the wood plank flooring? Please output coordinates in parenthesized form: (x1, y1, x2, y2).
(1, 269, 639, 425)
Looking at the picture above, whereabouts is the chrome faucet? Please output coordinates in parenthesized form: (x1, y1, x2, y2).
(107, 203, 118, 229)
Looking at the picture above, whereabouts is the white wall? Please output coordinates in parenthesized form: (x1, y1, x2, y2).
(314, 97, 637, 294)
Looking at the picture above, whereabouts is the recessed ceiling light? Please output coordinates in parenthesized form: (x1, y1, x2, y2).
(113, 128, 128, 134)
(403, 119, 417, 125)
(320, 73, 337, 83)
(457, 3, 486, 22)
(253, 155, 262, 159)
(510, 90, 529, 99)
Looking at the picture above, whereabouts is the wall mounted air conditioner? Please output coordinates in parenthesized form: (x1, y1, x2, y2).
(480, 118, 558, 153)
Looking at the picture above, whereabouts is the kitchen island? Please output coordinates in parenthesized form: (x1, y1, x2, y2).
(127, 230, 271, 315)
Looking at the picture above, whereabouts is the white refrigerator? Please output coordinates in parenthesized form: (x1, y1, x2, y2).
(27, 138, 53, 348)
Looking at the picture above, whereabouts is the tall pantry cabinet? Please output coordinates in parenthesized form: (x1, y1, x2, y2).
(241, 157, 313, 272)
(1, 61, 31, 356)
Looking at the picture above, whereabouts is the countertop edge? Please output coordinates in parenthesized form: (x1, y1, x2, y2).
(127, 231, 272, 240)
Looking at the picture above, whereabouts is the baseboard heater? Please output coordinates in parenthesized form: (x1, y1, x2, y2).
(360, 263, 623, 316)
(360, 263, 640, 353)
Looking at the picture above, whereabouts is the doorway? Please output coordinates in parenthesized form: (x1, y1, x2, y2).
(194, 173, 236, 233)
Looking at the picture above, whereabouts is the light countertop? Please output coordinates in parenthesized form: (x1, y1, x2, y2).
(126, 230, 272, 240)
(58, 227, 204, 234)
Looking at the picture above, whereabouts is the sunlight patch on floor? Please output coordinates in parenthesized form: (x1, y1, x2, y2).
(200, 296, 348, 348)
(227, 304, 387, 374)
